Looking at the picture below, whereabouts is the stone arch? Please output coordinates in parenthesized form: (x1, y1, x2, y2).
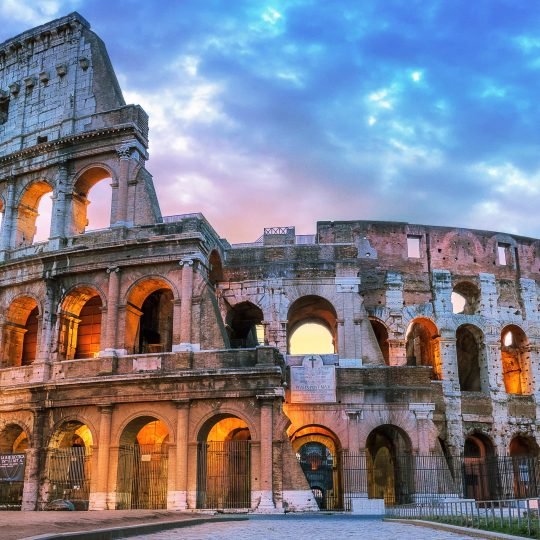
(124, 276, 177, 354)
(501, 324, 531, 395)
(115, 414, 170, 510)
(196, 412, 252, 509)
(290, 424, 342, 510)
(226, 301, 264, 348)
(43, 419, 94, 510)
(191, 406, 259, 443)
(456, 324, 485, 392)
(2, 295, 40, 367)
(366, 424, 413, 505)
(114, 411, 175, 447)
(405, 317, 441, 379)
(287, 295, 338, 355)
(57, 285, 104, 360)
(208, 249, 223, 285)
(508, 434, 539, 498)
(369, 317, 389, 364)
(14, 180, 53, 247)
(463, 432, 497, 501)
(452, 280, 480, 315)
(437, 230, 485, 267)
(0, 422, 29, 453)
(70, 164, 115, 235)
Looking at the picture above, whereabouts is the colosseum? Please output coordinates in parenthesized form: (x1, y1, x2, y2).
(0, 12, 539, 514)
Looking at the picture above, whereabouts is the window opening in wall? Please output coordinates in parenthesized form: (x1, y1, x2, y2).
(289, 322, 334, 355)
(33, 192, 53, 243)
(498, 243, 509, 265)
(85, 179, 112, 231)
(407, 236, 421, 258)
(37, 135, 48, 144)
(0, 97, 8, 124)
(503, 330, 513, 347)
(451, 292, 466, 314)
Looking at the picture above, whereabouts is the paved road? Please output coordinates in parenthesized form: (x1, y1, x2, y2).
(130, 516, 481, 539)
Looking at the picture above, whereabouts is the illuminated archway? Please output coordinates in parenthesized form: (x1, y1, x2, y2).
(290, 425, 342, 510)
(287, 296, 337, 355)
(501, 325, 531, 395)
(406, 318, 441, 379)
(197, 414, 251, 509)
(44, 421, 93, 510)
(2, 296, 39, 367)
(58, 287, 103, 360)
(116, 416, 169, 510)
(125, 278, 174, 354)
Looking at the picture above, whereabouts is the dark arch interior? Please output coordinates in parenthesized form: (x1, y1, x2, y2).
(227, 302, 264, 348)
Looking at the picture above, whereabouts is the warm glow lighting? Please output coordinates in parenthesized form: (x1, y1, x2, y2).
(290, 322, 334, 355)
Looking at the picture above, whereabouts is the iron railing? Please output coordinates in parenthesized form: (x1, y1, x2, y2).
(197, 440, 251, 509)
(116, 444, 168, 510)
(387, 498, 540, 538)
(43, 446, 92, 510)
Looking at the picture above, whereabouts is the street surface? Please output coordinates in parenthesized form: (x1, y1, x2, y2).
(130, 515, 482, 539)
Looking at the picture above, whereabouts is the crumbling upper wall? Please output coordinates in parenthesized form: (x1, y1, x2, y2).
(0, 12, 134, 155)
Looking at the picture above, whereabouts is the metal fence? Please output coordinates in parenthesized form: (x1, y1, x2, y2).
(197, 440, 251, 509)
(304, 452, 540, 511)
(387, 498, 540, 538)
(116, 444, 169, 510)
(43, 446, 92, 510)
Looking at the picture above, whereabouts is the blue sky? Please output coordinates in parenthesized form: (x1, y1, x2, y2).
(1, 0, 540, 242)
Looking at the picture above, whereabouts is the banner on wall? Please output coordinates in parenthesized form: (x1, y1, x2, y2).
(0, 454, 25, 482)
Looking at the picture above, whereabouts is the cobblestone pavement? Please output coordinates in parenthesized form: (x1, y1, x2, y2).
(130, 515, 483, 539)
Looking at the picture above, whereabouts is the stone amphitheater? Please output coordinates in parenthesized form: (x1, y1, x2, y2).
(0, 12, 538, 513)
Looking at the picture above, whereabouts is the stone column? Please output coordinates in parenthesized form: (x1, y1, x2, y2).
(90, 405, 113, 510)
(102, 267, 123, 355)
(49, 162, 68, 243)
(175, 258, 194, 351)
(21, 407, 45, 510)
(0, 177, 16, 258)
(335, 277, 361, 360)
(256, 396, 276, 511)
(114, 145, 131, 226)
(172, 299, 182, 347)
(172, 400, 190, 509)
(36, 280, 55, 380)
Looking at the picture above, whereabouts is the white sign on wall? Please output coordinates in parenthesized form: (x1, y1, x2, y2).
(290, 355, 336, 403)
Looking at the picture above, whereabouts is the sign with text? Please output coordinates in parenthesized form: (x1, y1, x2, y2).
(290, 355, 336, 403)
(0, 453, 25, 482)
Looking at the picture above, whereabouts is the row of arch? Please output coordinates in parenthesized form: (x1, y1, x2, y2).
(1, 166, 115, 248)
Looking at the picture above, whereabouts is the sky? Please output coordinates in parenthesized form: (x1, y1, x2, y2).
(1, 0, 540, 243)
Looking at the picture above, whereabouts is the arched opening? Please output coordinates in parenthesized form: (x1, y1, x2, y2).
(287, 296, 337, 355)
(405, 318, 441, 379)
(451, 281, 480, 314)
(58, 287, 102, 360)
(125, 279, 174, 354)
(456, 324, 484, 392)
(291, 425, 341, 510)
(208, 250, 223, 285)
(0, 424, 28, 509)
(116, 416, 169, 510)
(2, 296, 39, 367)
(15, 181, 53, 247)
(197, 415, 251, 509)
(508, 436, 539, 499)
(501, 325, 531, 395)
(370, 319, 389, 365)
(71, 167, 112, 234)
(44, 421, 93, 510)
(463, 433, 497, 501)
(227, 302, 264, 348)
(366, 425, 413, 506)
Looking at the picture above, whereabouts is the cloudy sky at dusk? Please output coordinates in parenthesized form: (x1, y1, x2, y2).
(1, 0, 539, 242)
